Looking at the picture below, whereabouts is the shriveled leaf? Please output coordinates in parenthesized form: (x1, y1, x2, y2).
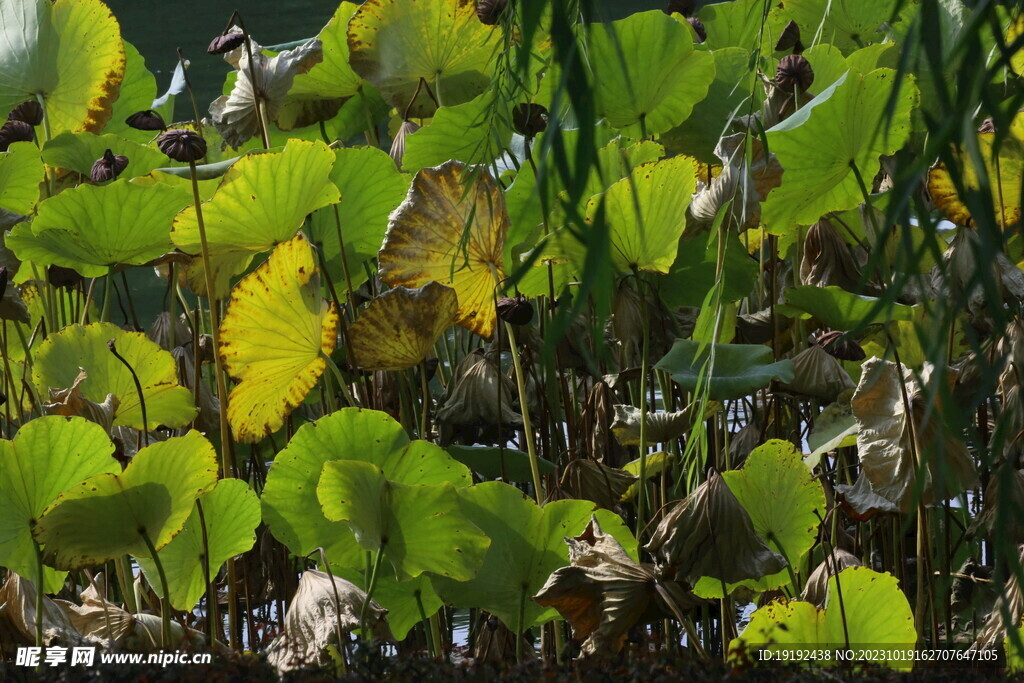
(219, 233, 339, 443)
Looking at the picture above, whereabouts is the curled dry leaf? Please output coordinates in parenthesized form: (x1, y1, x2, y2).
(800, 217, 863, 291)
(435, 348, 521, 431)
(208, 29, 324, 148)
(171, 345, 220, 436)
(147, 311, 191, 352)
(0, 572, 84, 654)
(576, 380, 628, 466)
(778, 344, 855, 402)
(851, 358, 978, 513)
(967, 467, 1024, 544)
(689, 134, 782, 231)
(472, 613, 533, 662)
(610, 403, 716, 446)
(973, 546, 1024, 651)
(535, 516, 698, 657)
(349, 282, 458, 371)
(799, 549, 862, 607)
(560, 460, 637, 510)
(42, 369, 120, 434)
(266, 570, 390, 672)
(645, 471, 786, 585)
(933, 228, 1024, 317)
(388, 120, 420, 168)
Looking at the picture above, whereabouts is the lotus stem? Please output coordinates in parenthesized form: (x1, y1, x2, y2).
(359, 545, 385, 636)
(139, 530, 172, 649)
(316, 548, 350, 671)
(176, 49, 204, 141)
(322, 352, 358, 407)
(636, 273, 651, 536)
(107, 339, 148, 447)
(196, 500, 220, 645)
(414, 589, 437, 658)
(32, 538, 44, 648)
(233, 13, 271, 150)
(420, 360, 430, 439)
(515, 584, 526, 662)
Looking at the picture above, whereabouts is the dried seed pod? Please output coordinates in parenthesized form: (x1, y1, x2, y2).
(978, 118, 996, 134)
(157, 129, 207, 163)
(125, 109, 166, 131)
(800, 217, 862, 290)
(388, 120, 420, 168)
(208, 32, 247, 55)
(7, 100, 43, 126)
(0, 120, 33, 151)
(686, 17, 706, 43)
(776, 54, 814, 93)
(665, 0, 697, 16)
(89, 149, 129, 183)
(775, 20, 804, 53)
(476, 0, 508, 25)
(47, 265, 83, 289)
(809, 328, 866, 361)
(0, 266, 7, 296)
(511, 103, 548, 137)
(496, 295, 534, 326)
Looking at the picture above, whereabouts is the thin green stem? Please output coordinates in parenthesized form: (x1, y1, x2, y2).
(139, 531, 172, 648)
(322, 352, 358, 407)
(33, 539, 44, 648)
(360, 546, 385, 636)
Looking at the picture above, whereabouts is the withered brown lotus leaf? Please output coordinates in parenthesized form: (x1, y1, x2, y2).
(472, 613, 534, 662)
(577, 380, 628, 466)
(775, 20, 803, 53)
(43, 369, 120, 434)
(349, 282, 458, 371)
(689, 134, 782, 232)
(852, 358, 978, 513)
(535, 516, 680, 657)
(645, 472, 786, 584)
(0, 572, 84, 652)
(147, 311, 192, 352)
(266, 570, 390, 672)
(0, 276, 28, 325)
(809, 328, 866, 361)
(435, 348, 522, 429)
(972, 546, 1024, 651)
(835, 471, 900, 521)
(171, 345, 221, 436)
(967, 467, 1024, 544)
(799, 549, 862, 607)
(561, 460, 637, 510)
(778, 344, 855, 402)
(800, 217, 863, 290)
(388, 120, 420, 168)
(610, 403, 716, 447)
(934, 228, 1024, 315)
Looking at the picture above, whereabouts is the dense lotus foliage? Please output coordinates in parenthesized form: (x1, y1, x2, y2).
(0, 0, 1023, 675)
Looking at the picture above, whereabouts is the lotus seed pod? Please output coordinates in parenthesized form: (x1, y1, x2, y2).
(809, 328, 866, 361)
(687, 17, 706, 43)
(157, 129, 207, 163)
(208, 32, 246, 55)
(0, 266, 7, 296)
(476, 0, 508, 25)
(7, 100, 43, 126)
(776, 54, 814, 93)
(512, 103, 548, 137)
(496, 295, 534, 326)
(47, 265, 83, 289)
(665, 0, 697, 16)
(125, 109, 166, 131)
(775, 20, 803, 53)
(90, 149, 129, 183)
(0, 120, 33, 151)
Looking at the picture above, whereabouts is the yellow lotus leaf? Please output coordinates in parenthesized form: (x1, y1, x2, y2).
(219, 233, 339, 443)
(379, 161, 507, 338)
(171, 139, 340, 298)
(928, 112, 1024, 230)
(350, 282, 458, 371)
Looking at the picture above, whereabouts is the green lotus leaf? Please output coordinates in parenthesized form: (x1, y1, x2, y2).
(802, 43, 897, 96)
(655, 339, 795, 400)
(779, 0, 908, 54)
(347, 0, 500, 118)
(324, 83, 391, 143)
(7, 179, 190, 277)
(277, 2, 364, 130)
(332, 569, 442, 641)
(660, 47, 758, 163)
(698, 0, 788, 52)
(170, 139, 339, 298)
(35, 430, 218, 569)
(695, 440, 826, 597)
(431, 481, 638, 632)
(0, 416, 119, 593)
(661, 231, 758, 307)
(0, 0, 125, 134)
(621, 451, 674, 501)
(32, 322, 197, 430)
(806, 401, 858, 468)
(445, 445, 556, 483)
(137, 478, 260, 611)
(779, 285, 917, 331)
(402, 93, 512, 171)
(41, 132, 175, 179)
(318, 460, 489, 582)
(307, 146, 410, 293)
(261, 407, 472, 571)
(104, 41, 159, 140)
(761, 69, 917, 235)
(588, 11, 715, 136)
(0, 141, 43, 215)
(729, 567, 916, 670)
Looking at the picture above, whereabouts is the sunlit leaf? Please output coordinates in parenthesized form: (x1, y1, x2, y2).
(379, 160, 507, 338)
(779, 285, 917, 330)
(35, 431, 218, 569)
(41, 132, 175, 178)
(0, 416, 118, 592)
(402, 93, 512, 171)
(0, 141, 43, 215)
(779, 0, 908, 54)
(218, 233, 338, 443)
(104, 41, 158, 140)
(655, 339, 795, 400)
(32, 322, 197, 430)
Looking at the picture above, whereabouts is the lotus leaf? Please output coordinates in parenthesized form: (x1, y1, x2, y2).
(104, 41, 157, 140)
(218, 233, 338, 443)
(0, 0, 124, 134)
(0, 416, 119, 592)
(928, 111, 1024, 230)
(620, 451, 674, 502)
(588, 11, 715, 137)
(41, 132, 174, 179)
(729, 567, 916, 670)
(698, 0, 787, 52)
(35, 430, 218, 569)
(7, 179, 190, 277)
(331, 570, 441, 641)
(0, 142, 42, 216)
(136, 478, 261, 611)
(806, 397, 858, 467)
(431, 481, 638, 632)
(661, 231, 759, 308)
(349, 282, 458, 371)
(346, 0, 500, 118)
(780, 0, 907, 54)
(780, 285, 917, 331)
(444, 445, 555, 483)
(761, 69, 917, 235)
(171, 139, 339, 298)
(379, 160, 507, 338)
(402, 93, 512, 171)
(32, 322, 197, 430)
(262, 407, 471, 570)
(655, 339, 795, 400)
